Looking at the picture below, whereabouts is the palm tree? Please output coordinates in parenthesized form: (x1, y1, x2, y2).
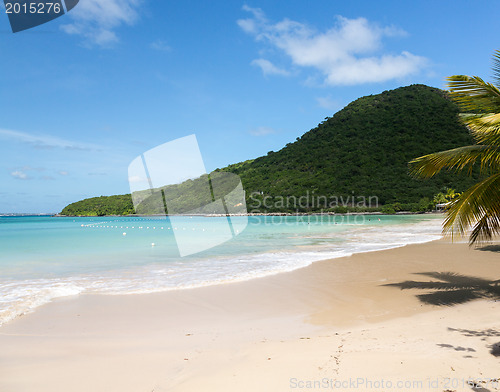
(433, 188, 461, 207)
(445, 188, 460, 201)
(410, 50, 500, 244)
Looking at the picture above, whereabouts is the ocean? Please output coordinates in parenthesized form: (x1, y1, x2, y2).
(0, 214, 443, 326)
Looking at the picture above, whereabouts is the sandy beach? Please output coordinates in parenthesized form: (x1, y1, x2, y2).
(1, 239, 499, 392)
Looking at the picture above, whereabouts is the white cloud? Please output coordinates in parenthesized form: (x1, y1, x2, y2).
(150, 39, 171, 52)
(61, 0, 142, 47)
(251, 59, 290, 76)
(11, 171, 28, 180)
(249, 126, 277, 136)
(237, 5, 266, 34)
(0, 128, 99, 151)
(10, 167, 73, 181)
(238, 8, 427, 85)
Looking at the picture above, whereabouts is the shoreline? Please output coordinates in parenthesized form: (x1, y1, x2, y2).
(0, 216, 444, 327)
(1, 240, 499, 391)
(53, 211, 444, 218)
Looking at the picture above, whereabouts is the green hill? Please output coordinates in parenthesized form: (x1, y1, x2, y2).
(60, 84, 479, 216)
(60, 194, 135, 217)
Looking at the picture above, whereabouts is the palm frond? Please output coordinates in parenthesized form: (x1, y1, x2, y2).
(446, 75, 500, 113)
(462, 112, 500, 146)
(443, 173, 500, 243)
(469, 212, 500, 244)
(409, 145, 500, 178)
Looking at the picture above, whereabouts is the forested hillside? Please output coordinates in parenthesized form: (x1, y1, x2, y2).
(61, 84, 479, 216)
(223, 84, 477, 207)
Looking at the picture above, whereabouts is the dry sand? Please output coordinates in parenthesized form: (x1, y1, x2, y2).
(0, 240, 499, 392)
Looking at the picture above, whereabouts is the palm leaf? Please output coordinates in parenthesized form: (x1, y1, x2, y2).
(443, 172, 500, 243)
(409, 145, 500, 178)
(446, 75, 500, 113)
(469, 212, 500, 244)
(462, 112, 500, 146)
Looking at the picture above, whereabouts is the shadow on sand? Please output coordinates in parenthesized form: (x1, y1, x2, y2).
(476, 245, 500, 253)
(384, 272, 500, 306)
(447, 328, 500, 358)
(387, 273, 500, 364)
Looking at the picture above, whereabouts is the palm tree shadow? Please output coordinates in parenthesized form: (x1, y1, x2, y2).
(384, 272, 500, 306)
(476, 245, 500, 253)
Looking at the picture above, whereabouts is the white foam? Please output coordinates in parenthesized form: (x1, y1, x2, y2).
(0, 280, 83, 325)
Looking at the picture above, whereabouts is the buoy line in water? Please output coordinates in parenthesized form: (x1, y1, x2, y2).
(80, 219, 216, 232)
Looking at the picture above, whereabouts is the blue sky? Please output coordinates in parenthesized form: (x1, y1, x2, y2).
(1, 0, 499, 213)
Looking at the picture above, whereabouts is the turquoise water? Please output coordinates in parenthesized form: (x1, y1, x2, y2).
(0, 214, 443, 325)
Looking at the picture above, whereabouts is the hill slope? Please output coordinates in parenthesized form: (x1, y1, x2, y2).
(61, 84, 478, 216)
(222, 84, 477, 210)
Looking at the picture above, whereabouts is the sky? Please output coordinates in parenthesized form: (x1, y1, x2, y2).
(1, 0, 499, 213)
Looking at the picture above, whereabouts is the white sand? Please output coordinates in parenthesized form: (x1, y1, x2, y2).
(1, 240, 499, 392)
